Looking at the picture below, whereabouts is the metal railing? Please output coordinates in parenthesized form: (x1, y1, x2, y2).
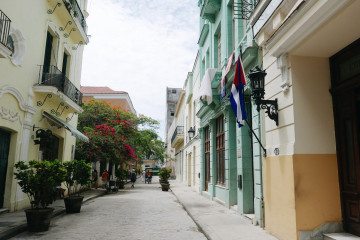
(171, 126, 184, 144)
(38, 65, 82, 106)
(0, 9, 13, 52)
(64, 0, 88, 34)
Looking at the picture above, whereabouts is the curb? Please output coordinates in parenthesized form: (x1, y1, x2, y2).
(171, 189, 212, 240)
(0, 191, 106, 240)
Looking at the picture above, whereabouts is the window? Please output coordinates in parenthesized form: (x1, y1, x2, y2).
(172, 89, 177, 94)
(205, 126, 211, 184)
(217, 33, 221, 69)
(170, 112, 174, 116)
(232, 4, 235, 51)
(39, 135, 59, 162)
(62, 51, 70, 77)
(206, 50, 210, 69)
(43, 31, 54, 72)
(216, 115, 225, 185)
(7, 35, 14, 52)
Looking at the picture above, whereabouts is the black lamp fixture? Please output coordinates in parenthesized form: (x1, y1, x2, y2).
(33, 125, 53, 145)
(188, 127, 195, 139)
(248, 66, 278, 126)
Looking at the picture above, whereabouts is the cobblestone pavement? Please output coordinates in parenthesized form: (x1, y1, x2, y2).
(11, 177, 207, 240)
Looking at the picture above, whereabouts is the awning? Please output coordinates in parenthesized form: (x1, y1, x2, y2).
(43, 111, 89, 142)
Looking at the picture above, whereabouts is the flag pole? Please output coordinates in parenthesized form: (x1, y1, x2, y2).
(240, 45, 267, 157)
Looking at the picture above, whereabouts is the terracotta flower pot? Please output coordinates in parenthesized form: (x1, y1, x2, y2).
(64, 196, 84, 213)
(25, 207, 54, 232)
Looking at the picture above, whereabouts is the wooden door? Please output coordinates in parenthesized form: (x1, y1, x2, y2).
(204, 126, 210, 191)
(333, 84, 360, 235)
(0, 129, 10, 208)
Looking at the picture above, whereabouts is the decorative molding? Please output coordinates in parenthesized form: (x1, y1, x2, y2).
(0, 86, 37, 114)
(0, 106, 21, 123)
(276, 54, 289, 91)
(9, 27, 26, 66)
(266, 0, 350, 57)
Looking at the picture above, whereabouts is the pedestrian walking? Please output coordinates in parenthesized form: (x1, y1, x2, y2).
(131, 171, 136, 188)
(92, 169, 98, 189)
(102, 169, 109, 189)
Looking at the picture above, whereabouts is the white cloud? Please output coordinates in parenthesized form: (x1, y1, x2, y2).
(82, 0, 199, 139)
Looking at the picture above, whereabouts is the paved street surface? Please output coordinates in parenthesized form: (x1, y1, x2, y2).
(8, 177, 278, 240)
(11, 177, 207, 240)
(171, 181, 278, 240)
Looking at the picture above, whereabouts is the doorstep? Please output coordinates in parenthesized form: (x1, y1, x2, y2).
(0, 209, 9, 216)
(324, 233, 360, 240)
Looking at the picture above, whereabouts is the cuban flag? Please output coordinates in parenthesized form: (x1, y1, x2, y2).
(230, 56, 247, 127)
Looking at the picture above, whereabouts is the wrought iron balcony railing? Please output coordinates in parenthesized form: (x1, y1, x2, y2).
(0, 9, 13, 52)
(38, 65, 82, 106)
(171, 126, 184, 145)
(64, 0, 88, 34)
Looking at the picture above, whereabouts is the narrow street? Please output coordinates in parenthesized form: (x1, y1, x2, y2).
(11, 177, 207, 240)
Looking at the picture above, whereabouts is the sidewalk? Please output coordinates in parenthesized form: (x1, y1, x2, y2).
(170, 180, 279, 240)
(0, 188, 106, 240)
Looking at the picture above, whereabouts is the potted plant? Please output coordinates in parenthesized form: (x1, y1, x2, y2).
(14, 160, 65, 232)
(63, 160, 91, 213)
(115, 168, 127, 189)
(159, 168, 171, 191)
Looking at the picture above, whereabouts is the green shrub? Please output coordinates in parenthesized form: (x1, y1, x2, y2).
(159, 168, 172, 183)
(14, 160, 65, 209)
(115, 168, 127, 182)
(63, 160, 91, 197)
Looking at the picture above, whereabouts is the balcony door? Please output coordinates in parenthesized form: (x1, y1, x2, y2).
(43, 31, 53, 74)
(0, 129, 10, 208)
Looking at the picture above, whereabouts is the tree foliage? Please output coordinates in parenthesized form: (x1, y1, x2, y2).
(75, 99, 165, 166)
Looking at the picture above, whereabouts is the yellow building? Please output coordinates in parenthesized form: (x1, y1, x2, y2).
(0, 0, 89, 211)
(249, 0, 360, 239)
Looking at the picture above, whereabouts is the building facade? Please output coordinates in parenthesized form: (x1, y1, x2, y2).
(181, 53, 202, 191)
(81, 86, 136, 114)
(196, 0, 265, 227)
(249, 0, 360, 239)
(0, 0, 89, 211)
(165, 87, 182, 135)
(167, 89, 185, 178)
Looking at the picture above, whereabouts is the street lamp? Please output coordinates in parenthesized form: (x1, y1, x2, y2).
(248, 66, 278, 126)
(188, 127, 195, 139)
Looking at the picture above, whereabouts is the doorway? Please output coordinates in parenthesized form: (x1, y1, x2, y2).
(204, 126, 210, 191)
(0, 129, 11, 208)
(331, 39, 360, 236)
(188, 153, 191, 186)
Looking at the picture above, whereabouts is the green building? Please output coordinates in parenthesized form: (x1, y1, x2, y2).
(196, 0, 265, 226)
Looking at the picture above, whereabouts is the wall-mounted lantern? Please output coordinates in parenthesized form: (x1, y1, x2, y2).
(248, 66, 278, 126)
(188, 127, 195, 139)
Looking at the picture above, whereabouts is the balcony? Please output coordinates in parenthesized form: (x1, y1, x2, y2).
(0, 9, 13, 58)
(200, 0, 221, 23)
(46, 0, 89, 44)
(198, 22, 209, 47)
(34, 65, 83, 111)
(171, 126, 184, 148)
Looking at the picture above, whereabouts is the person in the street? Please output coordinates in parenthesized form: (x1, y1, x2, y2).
(145, 169, 152, 183)
(102, 169, 109, 189)
(131, 171, 136, 188)
(92, 169, 98, 189)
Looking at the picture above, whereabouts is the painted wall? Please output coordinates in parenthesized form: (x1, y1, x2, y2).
(264, 155, 297, 240)
(293, 154, 341, 233)
(0, 0, 88, 211)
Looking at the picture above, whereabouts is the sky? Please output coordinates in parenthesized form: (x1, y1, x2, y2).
(81, 0, 199, 139)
